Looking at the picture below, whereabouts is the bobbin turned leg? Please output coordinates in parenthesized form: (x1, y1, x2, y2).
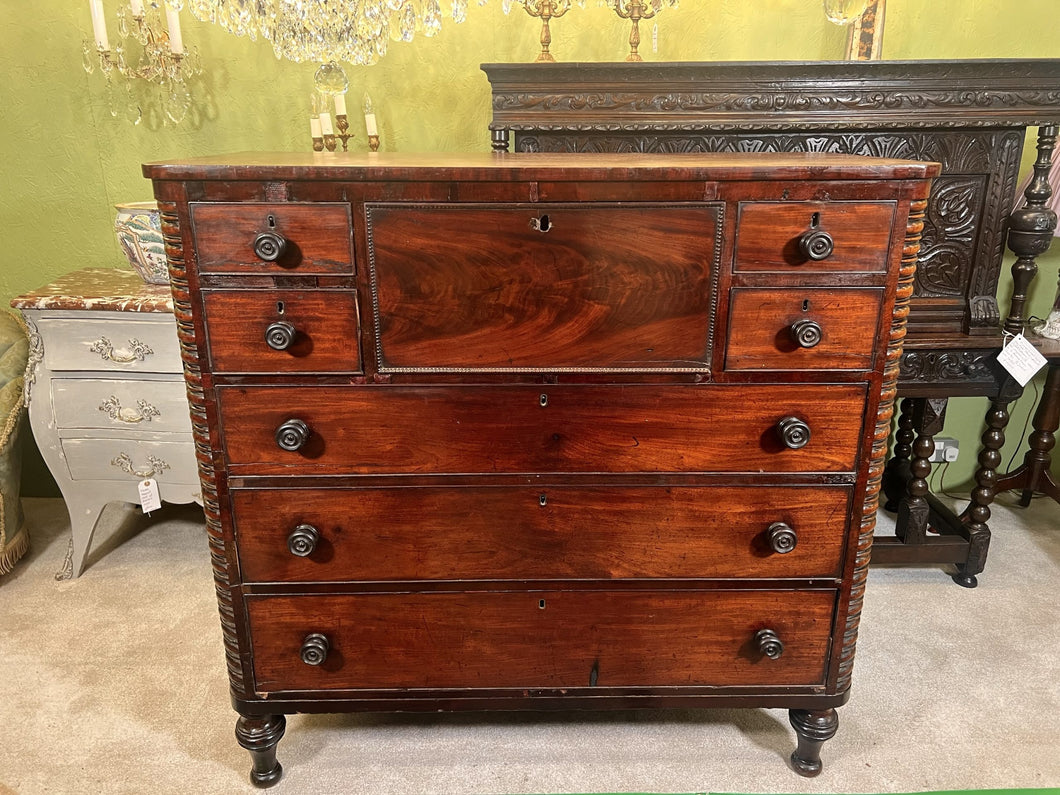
(789, 708, 839, 777)
(236, 713, 286, 788)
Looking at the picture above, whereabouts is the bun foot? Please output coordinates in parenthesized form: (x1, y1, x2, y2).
(952, 570, 978, 588)
(236, 713, 286, 788)
(789, 708, 838, 777)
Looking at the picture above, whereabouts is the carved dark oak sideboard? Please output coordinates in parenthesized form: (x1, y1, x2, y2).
(145, 152, 936, 785)
(482, 59, 1060, 586)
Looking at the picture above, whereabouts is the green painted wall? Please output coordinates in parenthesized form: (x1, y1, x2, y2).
(2, 0, 1059, 498)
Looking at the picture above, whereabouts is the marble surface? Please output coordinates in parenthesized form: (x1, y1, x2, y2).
(9, 268, 173, 313)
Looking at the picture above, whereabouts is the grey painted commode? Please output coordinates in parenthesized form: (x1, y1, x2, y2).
(11, 268, 201, 578)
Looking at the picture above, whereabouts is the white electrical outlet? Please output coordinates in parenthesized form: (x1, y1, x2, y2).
(929, 437, 959, 463)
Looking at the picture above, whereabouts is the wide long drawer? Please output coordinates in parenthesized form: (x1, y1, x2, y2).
(218, 384, 867, 475)
(232, 485, 851, 583)
(246, 589, 836, 692)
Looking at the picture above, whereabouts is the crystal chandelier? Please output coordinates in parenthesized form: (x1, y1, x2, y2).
(187, 0, 485, 89)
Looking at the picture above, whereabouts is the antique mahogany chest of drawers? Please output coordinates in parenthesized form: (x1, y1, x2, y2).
(144, 152, 937, 786)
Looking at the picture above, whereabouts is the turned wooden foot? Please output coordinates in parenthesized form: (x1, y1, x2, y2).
(236, 714, 286, 788)
(789, 708, 839, 777)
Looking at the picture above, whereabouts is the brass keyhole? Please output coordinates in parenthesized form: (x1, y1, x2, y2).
(530, 214, 551, 233)
(539, 394, 548, 407)
(277, 301, 285, 315)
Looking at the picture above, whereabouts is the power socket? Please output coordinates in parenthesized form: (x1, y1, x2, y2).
(929, 437, 959, 463)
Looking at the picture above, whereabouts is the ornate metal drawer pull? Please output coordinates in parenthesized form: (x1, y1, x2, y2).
(99, 395, 161, 424)
(110, 452, 170, 479)
(89, 336, 155, 363)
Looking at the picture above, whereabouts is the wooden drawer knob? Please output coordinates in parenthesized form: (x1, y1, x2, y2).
(767, 521, 798, 554)
(798, 228, 834, 261)
(253, 230, 288, 262)
(754, 628, 784, 660)
(300, 633, 330, 666)
(275, 418, 310, 451)
(287, 524, 319, 557)
(789, 319, 823, 348)
(265, 321, 297, 351)
(776, 416, 811, 449)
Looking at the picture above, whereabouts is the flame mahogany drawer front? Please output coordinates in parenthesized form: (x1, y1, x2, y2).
(189, 202, 354, 274)
(367, 203, 720, 371)
(232, 485, 852, 583)
(145, 151, 938, 783)
(734, 201, 896, 273)
(218, 384, 867, 475)
(202, 290, 362, 373)
(245, 589, 837, 692)
(724, 288, 886, 372)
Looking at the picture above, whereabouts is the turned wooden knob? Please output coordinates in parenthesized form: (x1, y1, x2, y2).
(275, 418, 310, 451)
(755, 628, 784, 660)
(253, 230, 288, 262)
(798, 228, 834, 261)
(789, 319, 823, 348)
(768, 521, 798, 554)
(777, 416, 811, 450)
(287, 524, 319, 557)
(300, 633, 330, 666)
(264, 321, 296, 351)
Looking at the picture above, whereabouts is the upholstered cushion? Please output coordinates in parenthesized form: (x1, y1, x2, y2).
(0, 310, 30, 574)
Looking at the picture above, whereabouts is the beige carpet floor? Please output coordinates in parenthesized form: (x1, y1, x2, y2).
(0, 494, 1058, 795)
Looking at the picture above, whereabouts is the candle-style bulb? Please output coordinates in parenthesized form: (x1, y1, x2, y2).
(363, 93, 374, 116)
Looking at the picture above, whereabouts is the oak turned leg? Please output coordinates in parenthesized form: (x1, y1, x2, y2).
(883, 398, 916, 513)
(895, 398, 948, 545)
(236, 714, 286, 788)
(789, 708, 839, 777)
(995, 363, 1060, 506)
(955, 398, 1011, 588)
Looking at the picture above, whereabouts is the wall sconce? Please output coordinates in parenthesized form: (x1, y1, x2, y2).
(83, 0, 201, 125)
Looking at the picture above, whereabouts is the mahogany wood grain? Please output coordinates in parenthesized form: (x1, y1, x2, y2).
(368, 204, 720, 370)
(724, 288, 884, 371)
(202, 290, 361, 373)
(217, 384, 868, 475)
(734, 201, 896, 273)
(190, 202, 353, 274)
(231, 484, 851, 583)
(246, 589, 836, 691)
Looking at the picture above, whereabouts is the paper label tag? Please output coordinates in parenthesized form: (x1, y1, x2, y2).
(996, 333, 1048, 387)
(138, 478, 162, 514)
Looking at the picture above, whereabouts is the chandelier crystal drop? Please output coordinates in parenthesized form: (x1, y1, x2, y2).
(187, 0, 485, 70)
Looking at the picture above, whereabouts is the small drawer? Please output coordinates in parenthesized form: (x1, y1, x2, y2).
(190, 203, 353, 274)
(218, 384, 868, 476)
(724, 288, 884, 371)
(246, 589, 836, 692)
(39, 317, 182, 374)
(61, 437, 199, 484)
(52, 377, 192, 433)
(202, 290, 361, 373)
(734, 201, 895, 273)
(233, 484, 851, 583)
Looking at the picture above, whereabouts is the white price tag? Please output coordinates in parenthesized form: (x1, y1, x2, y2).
(138, 478, 162, 514)
(996, 333, 1048, 387)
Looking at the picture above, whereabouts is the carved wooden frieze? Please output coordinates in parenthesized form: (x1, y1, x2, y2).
(899, 349, 996, 385)
(485, 60, 1060, 131)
